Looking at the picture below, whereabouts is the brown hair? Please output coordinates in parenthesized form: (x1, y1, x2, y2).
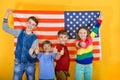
(27, 16, 38, 26)
(58, 30, 68, 37)
(42, 40, 52, 49)
(76, 26, 90, 40)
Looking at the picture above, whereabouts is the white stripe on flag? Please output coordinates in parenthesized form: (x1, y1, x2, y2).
(14, 22, 64, 27)
(14, 13, 64, 19)
(34, 31, 58, 35)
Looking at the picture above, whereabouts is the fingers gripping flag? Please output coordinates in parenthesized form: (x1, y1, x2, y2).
(13, 10, 101, 61)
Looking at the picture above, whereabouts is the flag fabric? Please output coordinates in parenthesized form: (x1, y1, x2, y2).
(13, 10, 101, 61)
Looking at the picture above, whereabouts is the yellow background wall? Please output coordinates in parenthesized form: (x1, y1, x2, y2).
(0, 0, 120, 80)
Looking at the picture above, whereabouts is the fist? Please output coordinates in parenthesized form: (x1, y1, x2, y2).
(80, 42, 86, 48)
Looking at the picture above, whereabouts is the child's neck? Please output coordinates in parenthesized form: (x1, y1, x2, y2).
(81, 38, 87, 42)
(44, 51, 49, 55)
(25, 29, 32, 34)
(82, 39, 86, 42)
(60, 42, 66, 45)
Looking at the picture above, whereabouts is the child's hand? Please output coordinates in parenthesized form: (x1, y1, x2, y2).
(5, 9, 13, 19)
(98, 12, 103, 20)
(35, 47, 39, 54)
(80, 42, 86, 48)
(29, 48, 34, 55)
(53, 46, 58, 54)
(59, 47, 64, 55)
(55, 47, 64, 60)
(29, 47, 39, 55)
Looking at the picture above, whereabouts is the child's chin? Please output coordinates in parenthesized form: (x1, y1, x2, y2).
(61, 42, 65, 45)
(81, 38, 86, 40)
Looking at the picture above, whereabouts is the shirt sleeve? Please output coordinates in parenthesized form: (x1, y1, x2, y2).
(31, 39, 39, 50)
(2, 18, 21, 37)
(29, 39, 39, 58)
(90, 19, 102, 39)
(76, 40, 81, 48)
(37, 53, 43, 59)
(51, 53, 56, 58)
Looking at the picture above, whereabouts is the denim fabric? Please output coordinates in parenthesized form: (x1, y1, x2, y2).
(13, 62, 36, 80)
(15, 30, 37, 64)
(13, 30, 38, 80)
(75, 63, 93, 80)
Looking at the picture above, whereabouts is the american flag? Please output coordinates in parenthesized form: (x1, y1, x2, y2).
(13, 10, 101, 61)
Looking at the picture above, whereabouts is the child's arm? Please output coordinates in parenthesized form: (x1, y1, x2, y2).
(76, 40, 86, 48)
(53, 46, 64, 60)
(76, 41, 81, 48)
(29, 46, 39, 58)
(34, 47, 40, 54)
(94, 12, 103, 29)
(55, 48, 64, 60)
(2, 9, 21, 37)
(90, 12, 103, 39)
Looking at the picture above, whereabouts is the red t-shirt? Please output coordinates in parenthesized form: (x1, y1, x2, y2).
(55, 44, 70, 72)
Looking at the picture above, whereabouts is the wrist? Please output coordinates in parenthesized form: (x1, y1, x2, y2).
(3, 18, 8, 23)
(4, 16, 9, 19)
(78, 42, 81, 47)
(98, 19, 102, 24)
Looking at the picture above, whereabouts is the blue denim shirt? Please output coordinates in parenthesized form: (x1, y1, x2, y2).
(15, 30, 37, 64)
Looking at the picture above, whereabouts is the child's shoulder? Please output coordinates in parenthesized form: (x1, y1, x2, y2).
(37, 52, 44, 55)
(55, 44, 66, 51)
(57, 44, 67, 48)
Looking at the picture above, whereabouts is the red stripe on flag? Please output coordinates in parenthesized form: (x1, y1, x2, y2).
(93, 41, 99, 45)
(13, 10, 64, 14)
(39, 19, 64, 23)
(70, 59, 76, 61)
(68, 51, 77, 54)
(66, 43, 76, 47)
(14, 18, 64, 23)
(93, 57, 100, 61)
(50, 43, 75, 47)
(33, 27, 64, 31)
(93, 49, 100, 53)
(37, 35, 57, 40)
(14, 26, 25, 29)
(14, 18, 27, 22)
(14, 43, 16, 46)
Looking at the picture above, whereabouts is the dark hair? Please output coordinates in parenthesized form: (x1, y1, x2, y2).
(42, 40, 52, 49)
(27, 16, 38, 26)
(76, 26, 90, 40)
(58, 30, 68, 37)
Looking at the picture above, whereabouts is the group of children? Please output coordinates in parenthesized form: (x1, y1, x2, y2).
(30, 30, 70, 80)
(2, 9, 102, 80)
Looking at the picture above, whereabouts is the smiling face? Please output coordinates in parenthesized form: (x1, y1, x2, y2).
(57, 30, 69, 45)
(26, 19, 37, 31)
(43, 44, 52, 53)
(42, 40, 52, 54)
(58, 34, 69, 45)
(78, 28, 88, 41)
